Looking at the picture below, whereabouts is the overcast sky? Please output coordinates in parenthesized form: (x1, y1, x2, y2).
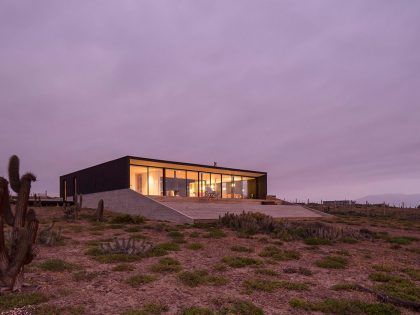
(0, 1, 419, 201)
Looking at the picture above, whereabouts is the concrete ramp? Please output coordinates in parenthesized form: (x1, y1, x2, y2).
(81, 189, 325, 223)
(158, 200, 324, 222)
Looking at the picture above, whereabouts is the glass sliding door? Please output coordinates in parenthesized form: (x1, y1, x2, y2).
(187, 171, 199, 197)
(165, 169, 187, 197)
(130, 165, 148, 195)
(199, 172, 211, 197)
(148, 167, 163, 196)
(233, 176, 243, 198)
(222, 175, 232, 198)
(211, 173, 222, 198)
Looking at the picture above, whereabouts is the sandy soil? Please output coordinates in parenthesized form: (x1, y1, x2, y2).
(3, 207, 419, 315)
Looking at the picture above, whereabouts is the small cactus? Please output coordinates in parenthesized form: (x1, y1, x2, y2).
(100, 238, 152, 255)
(38, 222, 62, 246)
(96, 199, 104, 221)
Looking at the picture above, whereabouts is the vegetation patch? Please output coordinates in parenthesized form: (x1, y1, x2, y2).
(259, 246, 300, 261)
(111, 214, 146, 224)
(39, 259, 79, 272)
(178, 270, 228, 287)
(150, 257, 182, 273)
(374, 278, 420, 303)
(204, 227, 226, 239)
(178, 306, 214, 315)
(0, 292, 48, 310)
(112, 263, 135, 272)
(369, 272, 404, 283)
(315, 256, 348, 269)
(230, 245, 253, 253)
(187, 243, 204, 250)
(154, 242, 180, 252)
(255, 268, 278, 276)
(402, 268, 420, 280)
(283, 267, 313, 276)
(289, 298, 399, 315)
(244, 278, 309, 293)
(72, 270, 101, 282)
(373, 264, 394, 272)
(214, 298, 264, 315)
(124, 226, 142, 233)
(331, 282, 362, 291)
(222, 256, 261, 268)
(121, 303, 168, 315)
(125, 274, 157, 287)
(303, 238, 332, 246)
(387, 236, 418, 245)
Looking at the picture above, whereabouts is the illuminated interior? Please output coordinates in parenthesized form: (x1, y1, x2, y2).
(129, 159, 262, 198)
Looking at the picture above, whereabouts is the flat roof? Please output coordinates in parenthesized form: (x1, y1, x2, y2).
(128, 155, 267, 177)
(61, 155, 266, 177)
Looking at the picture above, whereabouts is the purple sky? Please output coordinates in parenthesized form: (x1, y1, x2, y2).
(1, 1, 420, 201)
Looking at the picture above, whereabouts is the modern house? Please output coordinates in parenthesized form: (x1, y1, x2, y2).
(60, 156, 324, 223)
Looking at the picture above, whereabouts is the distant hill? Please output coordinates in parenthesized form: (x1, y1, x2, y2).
(356, 193, 420, 208)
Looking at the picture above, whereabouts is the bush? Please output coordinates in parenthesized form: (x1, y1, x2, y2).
(178, 270, 228, 287)
(214, 298, 264, 315)
(204, 227, 226, 239)
(125, 274, 156, 287)
(219, 211, 277, 235)
(187, 243, 204, 250)
(259, 246, 300, 261)
(178, 306, 214, 315)
(112, 263, 135, 272)
(111, 214, 145, 224)
(315, 256, 348, 269)
(150, 257, 182, 273)
(244, 279, 308, 293)
(374, 278, 420, 303)
(39, 259, 79, 272)
(289, 298, 399, 315)
(0, 293, 48, 310)
(122, 303, 168, 315)
(331, 282, 362, 291)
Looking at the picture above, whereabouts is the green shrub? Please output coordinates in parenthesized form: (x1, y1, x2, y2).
(339, 237, 358, 244)
(154, 242, 180, 251)
(189, 232, 200, 238)
(303, 238, 332, 246)
(289, 298, 399, 315)
(372, 264, 394, 272)
(111, 264, 134, 272)
(72, 270, 100, 281)
(331, 282, 361, 291)
(204, 227, 226, 239)
(219, 211, 277, 235)
(214, 298, 264, 315)
(0, 292, 48, 310)
(187, 243, 204, 250)
(39, 259, 79, 272)
(402, 268, 420, 280)
(388, 236, 418, 245)
(222, 256, 261, 268)
(315, 256, 348, 269)
(230, 245, 253, 253)
(259, 246, 300, 261)
(255, 268, 278, 276)
(150, 257, 182, 273)
(374, 278, 420, 303)
(112, 214, 146, 224)
(125, 274, 156, 287)
(178, 306, 214, 315)
(178, 270, 228, 287)
(244, 279, 308, 293)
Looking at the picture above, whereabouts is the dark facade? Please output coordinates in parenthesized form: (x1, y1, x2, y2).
(60, 156, 267, 200)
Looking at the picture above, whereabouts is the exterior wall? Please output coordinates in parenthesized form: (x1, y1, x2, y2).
(82, 189, 193, 224)
(60, 157, 129, 200)
(257, 174, 267, 199)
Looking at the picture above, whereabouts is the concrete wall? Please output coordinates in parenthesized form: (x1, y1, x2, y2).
(82, 189, 193, 224)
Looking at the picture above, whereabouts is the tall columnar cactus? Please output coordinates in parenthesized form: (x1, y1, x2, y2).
(96, 199, 104, 222)
(0, 155, 39, 291)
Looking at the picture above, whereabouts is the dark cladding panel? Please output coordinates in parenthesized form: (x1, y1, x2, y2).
(257, 174, 267, 199)
(60, 157, 129, 198)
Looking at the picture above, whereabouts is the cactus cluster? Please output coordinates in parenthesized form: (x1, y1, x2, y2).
(63, 194, 82, 222)
(100, 238, 152, 255)
(0, 155, 39, 290)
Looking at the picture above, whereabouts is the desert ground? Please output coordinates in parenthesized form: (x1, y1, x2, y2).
(0, 205, 419, 315)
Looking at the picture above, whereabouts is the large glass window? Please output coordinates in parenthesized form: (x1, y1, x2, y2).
(165, 169, 187, 197)
(200, 173, 211, 197)
(242, 177, 256, 198)
(148, 167, 163, 196)
(130, 166, 148, 194)
(222, 175, 232, 198)
(211, 174, 222, 198)
(233, 176, 243, 198)
(187, 171, 199, 197)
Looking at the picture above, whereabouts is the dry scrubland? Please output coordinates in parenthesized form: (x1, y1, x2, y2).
(0, 206, 419, 315)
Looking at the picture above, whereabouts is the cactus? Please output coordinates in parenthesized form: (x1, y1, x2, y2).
(96, 199, 104, 222)
(100, 238, 152, 255)
(38, 222, 62, 246)
(79, 194, 83, 209)
(0, 155, 39, 291)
